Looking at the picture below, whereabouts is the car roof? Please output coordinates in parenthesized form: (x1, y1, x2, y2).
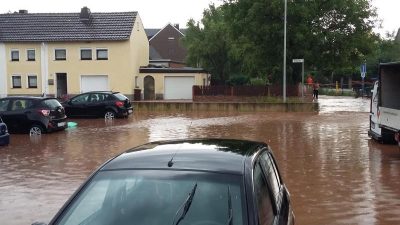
(80, 91, 120, 94)
(1, 96, 56, 100)
(101, 139, 267, 175)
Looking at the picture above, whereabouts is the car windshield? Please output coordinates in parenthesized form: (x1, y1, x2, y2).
(113, 93, 128, 101)
(55, 170, 245, 225)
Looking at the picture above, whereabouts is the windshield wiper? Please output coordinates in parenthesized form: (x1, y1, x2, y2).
(172, 183, 198, 225)
(226, 186, 233, 225)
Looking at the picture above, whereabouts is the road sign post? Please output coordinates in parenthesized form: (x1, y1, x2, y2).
(360, 63, 366, 98)
(293, 59, 305, 98)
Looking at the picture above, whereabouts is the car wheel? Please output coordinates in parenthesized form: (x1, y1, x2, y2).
(104, 111, 116, 120)
(30, 124, 44, 136)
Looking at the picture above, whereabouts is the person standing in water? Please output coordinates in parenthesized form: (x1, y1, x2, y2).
(313, 81, 320, 100)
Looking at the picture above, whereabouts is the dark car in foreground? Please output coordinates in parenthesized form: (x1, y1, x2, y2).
(62, 91, 133, 119)
(0, 96, 67, 135)
(0, 115, 10, 146)
(37, 139, 294, 225)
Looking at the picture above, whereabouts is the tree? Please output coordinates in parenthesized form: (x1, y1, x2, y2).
(183, 5, 237, 84)
(184, 0, 379, 85)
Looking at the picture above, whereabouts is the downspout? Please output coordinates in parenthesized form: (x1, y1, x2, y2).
(41, 42, 49, 96)
(0, 43, 7, 97)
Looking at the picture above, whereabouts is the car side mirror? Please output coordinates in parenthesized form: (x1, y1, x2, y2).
(31, 222, 47, 225)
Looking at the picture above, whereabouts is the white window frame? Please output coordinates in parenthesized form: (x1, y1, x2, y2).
(80, 48, 92, 60)
(27, 75, 38, 88)
(11, 49, 19, 61)
(27, 49, 36, 61)
(11, 75, 22, 88)
(96, 48, 108, 60)
(54, 48, 67, 61)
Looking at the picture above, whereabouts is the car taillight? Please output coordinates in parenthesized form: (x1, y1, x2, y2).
(115, 101, 124, 107)
(39, 109, 51, 116)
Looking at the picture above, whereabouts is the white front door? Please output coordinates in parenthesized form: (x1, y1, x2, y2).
(164, 76, 195, 100)
(81, 75, 109, 93)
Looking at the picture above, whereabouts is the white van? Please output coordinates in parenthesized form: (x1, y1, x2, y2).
(368, 81, 395, 143)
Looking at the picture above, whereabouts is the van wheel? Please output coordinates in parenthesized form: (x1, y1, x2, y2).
(104, 111, 116, 120)
(30, 124, 44, 136)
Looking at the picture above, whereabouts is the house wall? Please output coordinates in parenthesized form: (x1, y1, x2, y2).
(137, 72, 208, 99)
(149, 24, 187, 62)
(5, 43, 43, 96)
(1, 15, 149, 98)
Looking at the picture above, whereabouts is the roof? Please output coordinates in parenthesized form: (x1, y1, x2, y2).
(139, 67, 207, 73)
(145, 28, 160, 39)
(0, 11, 137, 42)
(101, 139, 266, 175)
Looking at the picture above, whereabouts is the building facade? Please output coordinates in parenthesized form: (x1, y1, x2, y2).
(0, 7, 149, 99)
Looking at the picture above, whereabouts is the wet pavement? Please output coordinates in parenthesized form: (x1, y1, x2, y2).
(1, 95, 400, 225)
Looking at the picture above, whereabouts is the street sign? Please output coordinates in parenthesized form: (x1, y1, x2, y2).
(293, 59, 304, 63)
(360, 63, 366, 78)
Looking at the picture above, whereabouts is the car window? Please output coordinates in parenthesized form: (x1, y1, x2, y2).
(55, 170, 245, 225)
(41, 99, 62, 109)
(254, 163, 275, 225)
(71, 94, 89, 104)
(10, 99, 33, 111)
(113, 93, 128, 101)
(259, 151, 281, 201)
(0, 99, 10, 112)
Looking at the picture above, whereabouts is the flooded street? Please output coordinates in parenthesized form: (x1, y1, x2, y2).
(1, 96, 400, 225)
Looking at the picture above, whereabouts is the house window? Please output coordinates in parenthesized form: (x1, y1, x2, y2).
(81, 49, 92, 60)
(12, 75, 22, 88)
(28, 75, 38, 88)
(55, 49, 66, 60)
(96, 49, 108, 60)
(11, 50, 19, 61)
(27, 49, 35, 61)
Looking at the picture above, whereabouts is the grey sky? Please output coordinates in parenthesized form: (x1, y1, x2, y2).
(1, 0, 398, 34)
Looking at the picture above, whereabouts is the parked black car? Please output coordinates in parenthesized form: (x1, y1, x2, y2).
(62, 91, 133, 119)
(0, 115, 10, 146)
(0, 96, 67, 135)
(36, 139, 294, 225)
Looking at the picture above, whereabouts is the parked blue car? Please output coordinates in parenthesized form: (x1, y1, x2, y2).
(0, 115, 10, 146)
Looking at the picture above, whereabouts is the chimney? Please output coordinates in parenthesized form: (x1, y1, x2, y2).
(19, 9, 28, 14)
(174, 23, 179, 30)
(80, 6, 91, 23)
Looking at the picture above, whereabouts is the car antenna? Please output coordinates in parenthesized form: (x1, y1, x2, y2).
(168, 121, 193, 167)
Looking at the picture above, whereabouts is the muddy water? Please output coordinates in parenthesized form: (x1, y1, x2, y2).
(1, 96, 399, 225)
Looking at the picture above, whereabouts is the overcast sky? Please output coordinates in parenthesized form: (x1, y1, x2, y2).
(1, 0, 398, 35)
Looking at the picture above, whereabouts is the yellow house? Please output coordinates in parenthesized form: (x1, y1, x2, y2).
(0, 7, 149, 99)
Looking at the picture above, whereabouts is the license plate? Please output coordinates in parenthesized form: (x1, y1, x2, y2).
(58, 122, 66, 127)
(128, 109, 133, 114)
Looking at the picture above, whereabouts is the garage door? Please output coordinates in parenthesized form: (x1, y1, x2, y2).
(164, 76, 195, 100)
(81, 75, 109, 93)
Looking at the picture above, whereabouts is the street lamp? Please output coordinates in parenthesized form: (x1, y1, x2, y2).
(293, 59, 305, 97)
(283, 0, 287, 102)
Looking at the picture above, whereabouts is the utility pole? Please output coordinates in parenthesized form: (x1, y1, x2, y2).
(283, 0, 287, 102)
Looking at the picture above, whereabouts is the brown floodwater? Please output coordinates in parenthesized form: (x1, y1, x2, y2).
(1, 96, 399, 225)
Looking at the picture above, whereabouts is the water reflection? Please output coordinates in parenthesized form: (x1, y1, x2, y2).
(0, 96, 399, 225)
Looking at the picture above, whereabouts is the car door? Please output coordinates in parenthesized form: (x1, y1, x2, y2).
(87, 93, 106, 116)
(0, 99, 12, 130)
(2, 99, 30, 133)
(66, 94, 90, 117)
